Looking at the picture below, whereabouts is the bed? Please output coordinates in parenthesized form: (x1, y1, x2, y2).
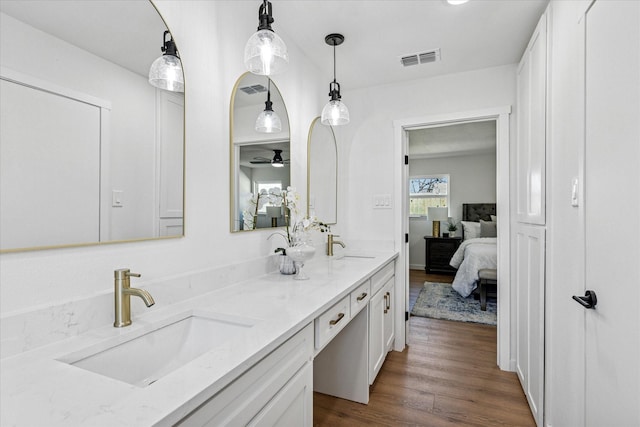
(450, 203, 497, 298)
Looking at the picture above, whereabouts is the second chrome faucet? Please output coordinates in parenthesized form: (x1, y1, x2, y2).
(114, 268, 155, 328)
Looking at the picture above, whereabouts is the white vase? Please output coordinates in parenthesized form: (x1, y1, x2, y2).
(278, 255, 296, 275)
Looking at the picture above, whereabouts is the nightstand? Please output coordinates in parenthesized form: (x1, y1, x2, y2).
(424, 236, 462, 274)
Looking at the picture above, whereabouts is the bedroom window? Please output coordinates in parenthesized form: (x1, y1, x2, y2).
(409, 175, 449, 216)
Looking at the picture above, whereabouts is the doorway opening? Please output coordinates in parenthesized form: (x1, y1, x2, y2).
(407, 121, 497, 320)
(393, 106, 512, 370)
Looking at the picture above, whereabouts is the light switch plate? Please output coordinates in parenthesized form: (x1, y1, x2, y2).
(112, 190, 123, 207)
(373, 194, 392, 209)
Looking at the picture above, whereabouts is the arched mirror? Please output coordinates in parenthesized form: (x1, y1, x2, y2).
(0, 0, 185, 252)
(230, 73, 290, 232)
(307, 117, 337, 224)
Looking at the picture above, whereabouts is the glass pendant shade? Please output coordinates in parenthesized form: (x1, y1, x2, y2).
(149, 54, 184, 92)
(255, 109, 282, 133)
(149, 31, 183, 92)
(321, 34, 349, 126)
(321, 99, 350, 126)
(245, 29, 288, 76)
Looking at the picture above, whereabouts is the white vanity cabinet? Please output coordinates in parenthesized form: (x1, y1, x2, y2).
(176, 323, 313, 427)
(368, 262, 395, 384)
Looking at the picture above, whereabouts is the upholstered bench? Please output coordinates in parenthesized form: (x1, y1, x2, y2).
(477, 269, 497, 311)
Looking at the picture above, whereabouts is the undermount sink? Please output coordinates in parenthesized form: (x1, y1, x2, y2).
(58, 310, 256, 387)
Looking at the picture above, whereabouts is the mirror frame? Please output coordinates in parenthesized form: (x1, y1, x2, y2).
(0, 1, 186, 253)
(306, 116, 338, 224)
(229, 72, 291, 233)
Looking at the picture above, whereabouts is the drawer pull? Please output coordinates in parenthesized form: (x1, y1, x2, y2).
(356, 292, 368, 301)
(329, 312, 345, 326)
(384, 294, 388, 314)
(386, 291, 391, 311)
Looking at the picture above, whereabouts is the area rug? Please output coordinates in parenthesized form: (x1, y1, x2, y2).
(411, 281, 497, 326)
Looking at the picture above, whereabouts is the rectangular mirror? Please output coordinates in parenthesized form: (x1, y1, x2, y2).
(0, 0, 185, 252)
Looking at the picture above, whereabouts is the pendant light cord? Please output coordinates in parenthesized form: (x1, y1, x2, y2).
(333, 43, 337, 83)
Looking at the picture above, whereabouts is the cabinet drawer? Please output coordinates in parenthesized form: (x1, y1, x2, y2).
(314, 295, 350, 350)
(371, 261, 395, 295)
(350, 280, 371, 317)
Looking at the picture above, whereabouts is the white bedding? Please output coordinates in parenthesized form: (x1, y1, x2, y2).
(450, 237, 497, 297)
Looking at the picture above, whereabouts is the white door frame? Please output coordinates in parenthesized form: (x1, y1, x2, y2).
(393, 106, 513, 370)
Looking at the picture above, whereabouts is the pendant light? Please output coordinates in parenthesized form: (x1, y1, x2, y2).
(148, 31, 184, 92)
(321, 33, 349, 126)
(255, 79, 282, 133)
(244, 0, 289, 76)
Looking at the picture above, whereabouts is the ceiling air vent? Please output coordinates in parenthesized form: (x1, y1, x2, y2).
(239, 84, 267, 95)
(400, 48, 441, 67)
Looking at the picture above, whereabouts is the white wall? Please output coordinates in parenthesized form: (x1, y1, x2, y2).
(0, 0, 325, 316)
(338, 65, 516, 244)
(408, 152, 496, 269)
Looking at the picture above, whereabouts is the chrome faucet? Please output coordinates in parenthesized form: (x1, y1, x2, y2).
(114, 268, 155, 328)
(327, 234, 346, 256)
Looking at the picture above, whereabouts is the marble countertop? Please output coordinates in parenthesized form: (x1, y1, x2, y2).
(0, 250, 397, 426)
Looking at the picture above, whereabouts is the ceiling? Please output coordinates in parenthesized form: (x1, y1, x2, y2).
(0, 0, 165, 78)
(275, 0, 549, 91)
(408, 120, 496, 159)
(1, 0, 549, 93)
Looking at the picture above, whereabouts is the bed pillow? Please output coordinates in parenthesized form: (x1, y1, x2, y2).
(490, 215, 497, 222)
(461, 221, 481, 240)
(480, 220, 497, 237)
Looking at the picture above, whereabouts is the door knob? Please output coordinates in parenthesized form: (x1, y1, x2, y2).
(572, 290, 597, 309)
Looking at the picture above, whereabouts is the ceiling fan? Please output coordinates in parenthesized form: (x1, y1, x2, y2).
(250, 149, 289, 168)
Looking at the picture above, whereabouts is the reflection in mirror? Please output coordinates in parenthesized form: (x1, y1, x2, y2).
(307, 117, 337, 224)
(230, 73, 290, 232)
(0, 0, 185, 252)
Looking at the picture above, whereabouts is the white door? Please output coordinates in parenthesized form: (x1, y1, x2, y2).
(0, 79, 101, 249)
(583, 1, 640, 425)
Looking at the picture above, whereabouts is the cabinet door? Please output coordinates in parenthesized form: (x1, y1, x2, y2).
(515, 224, 545, 427)
(383, 278, 395, 352)
(368, 289, 385, 384)
(516, 12, 547, 225)
(177, 325, 313, 426)
(249, 363, 312, 427)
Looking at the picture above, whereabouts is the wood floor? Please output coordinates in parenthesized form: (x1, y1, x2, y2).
(313, 270, 534, 427)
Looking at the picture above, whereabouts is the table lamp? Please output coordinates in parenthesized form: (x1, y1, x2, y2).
(428, 207, 448, 238)
(266, 206, 281, 227)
